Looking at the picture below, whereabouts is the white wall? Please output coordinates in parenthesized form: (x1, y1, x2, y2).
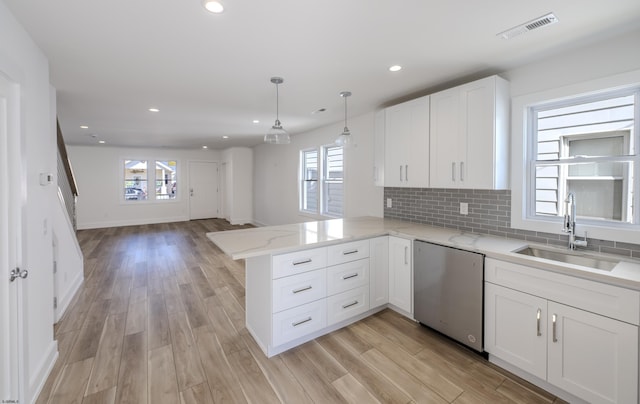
(68, 145, 222, 229)
(254, 112, 383, 226)
(52, 190, 83, 322)
(504, 28, 640, 97)
(0, 1, 58, 402)
(221, 147, 253, 225)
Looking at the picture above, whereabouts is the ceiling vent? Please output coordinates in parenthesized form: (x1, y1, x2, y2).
(497, 12, 558, 40)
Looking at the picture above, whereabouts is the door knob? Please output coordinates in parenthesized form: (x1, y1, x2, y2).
(9, 268, 28, 282)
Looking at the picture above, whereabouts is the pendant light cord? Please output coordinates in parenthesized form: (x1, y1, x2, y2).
(275, 83, 280, 126)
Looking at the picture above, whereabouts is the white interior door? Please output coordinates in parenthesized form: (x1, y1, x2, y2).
(0, 73, 23, 402)
(188, 161, 219, 220)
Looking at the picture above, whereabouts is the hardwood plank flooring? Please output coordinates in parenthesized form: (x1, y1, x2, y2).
(38, 219, 565, 403)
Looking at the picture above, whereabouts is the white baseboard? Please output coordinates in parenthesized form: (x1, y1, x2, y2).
(54, 271, 83, 323)
(28, 340, 58, 404)
(77, 215, 188, 230)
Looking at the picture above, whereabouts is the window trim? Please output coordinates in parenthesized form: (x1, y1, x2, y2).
(511, 68, 640, 243)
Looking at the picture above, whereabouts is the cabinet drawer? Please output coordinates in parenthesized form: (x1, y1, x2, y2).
(327, 258, 370, 296)
(272, 299, 327, 346)
(272, 269, 326, 313)
(485, 258, 640, 325)
(327, 285, 370, 326)
(327, 240, 370, 266)
(273, 247, 327, 279)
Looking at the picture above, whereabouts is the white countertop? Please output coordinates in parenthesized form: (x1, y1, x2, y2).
(207, 216, 640, 291)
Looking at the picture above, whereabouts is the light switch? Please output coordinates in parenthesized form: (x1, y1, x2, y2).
(460, 202, 469, 215)
(386, 198, 392, 208)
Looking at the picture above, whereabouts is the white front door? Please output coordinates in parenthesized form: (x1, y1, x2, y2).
(188, 161, 219, 220)
(0, 73, 23, 402)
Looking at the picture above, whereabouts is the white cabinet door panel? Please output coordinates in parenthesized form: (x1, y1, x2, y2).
(327, 286, 369, 326)
(388, 237, 412, 315)
(327, 258, 369, 296)
(327, 239, 370, 266)
(547, 302, 638, 404)
(485, 283, 547, 380)
(272, 247, 327, 279)
(272, 269, 326, 313)
(369, 237, 389, 308)
(272, 300, 327, 347)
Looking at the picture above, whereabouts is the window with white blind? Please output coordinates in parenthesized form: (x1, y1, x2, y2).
(300, 145, 344, 217)
(529, 89, 638, 224)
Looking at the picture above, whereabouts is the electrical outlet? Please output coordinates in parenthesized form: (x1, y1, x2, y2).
(460, 202, 469, 215)
(386, 198, 392, 208)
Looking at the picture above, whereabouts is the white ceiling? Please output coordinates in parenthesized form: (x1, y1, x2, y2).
(4, 0, 640, 149)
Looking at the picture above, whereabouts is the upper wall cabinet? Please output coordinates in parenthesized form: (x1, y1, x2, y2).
(429, 75, 510, 189)
(383, 95, 430, 188)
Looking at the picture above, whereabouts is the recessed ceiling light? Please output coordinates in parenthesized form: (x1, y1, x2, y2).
(80, 125, 89, 129)
(148, 108, 160, 112)
(202, 145, 208, 149)
(222, 136, 229, 139)
(389, 65, 402, 72)
(203, 0, 224, 13)
(252, 120, 260, 124)
(98, 140, 106, 144)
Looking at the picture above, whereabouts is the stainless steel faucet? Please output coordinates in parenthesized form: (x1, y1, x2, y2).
(563, 192, 588, 250)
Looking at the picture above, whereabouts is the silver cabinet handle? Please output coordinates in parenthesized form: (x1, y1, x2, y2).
(452, 162, 456, 181)
(342, 300, 359, 309)
(293, 259, 312, 266)
(292, 317, 312, 327)
(552, 314, 558, 342)
(343, 249, 358, 255)
(405, 165, 408, 182)
(404, 246, 408, 265)
(292, 286, 312, 294)
(536, 308, 542, 336)
(460, 161, 464, 181)
(399, 165, 403, 182)
(342, 273, 358, 280)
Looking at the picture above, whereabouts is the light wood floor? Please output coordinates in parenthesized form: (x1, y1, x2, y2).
(37, 219, 566, 404)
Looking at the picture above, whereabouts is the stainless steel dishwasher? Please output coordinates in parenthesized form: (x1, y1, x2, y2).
(413, 240, 484, 352)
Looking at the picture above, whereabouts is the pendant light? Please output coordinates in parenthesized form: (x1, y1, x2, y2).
(264, 77, 291, 144)
(335, 91, 352, 147)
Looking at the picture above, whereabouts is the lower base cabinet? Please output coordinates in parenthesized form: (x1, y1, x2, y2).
(388, 236, 412, 316)
(485, 259, 639, 404)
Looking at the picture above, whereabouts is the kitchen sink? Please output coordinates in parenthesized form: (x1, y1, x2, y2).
(513, 245, 619, 271)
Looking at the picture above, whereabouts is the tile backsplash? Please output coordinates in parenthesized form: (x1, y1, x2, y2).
(383, 187, 640, 259)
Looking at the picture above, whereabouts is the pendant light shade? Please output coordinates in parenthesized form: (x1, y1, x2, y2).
(264, 77, 291, 145)
(335, 91, 352, 147)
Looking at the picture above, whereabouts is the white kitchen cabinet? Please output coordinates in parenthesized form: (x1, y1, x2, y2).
(485, 283, 547, 380)
(485, 258, 639, 404)
(369, 236, 389, 308)
(547, 301, 638, 404)
(373, 110, 385, 187)
(430, 75, 509, 189)
(388, 236, 412, 316)
(384, 96, 430, 188)
(246, 238, 382, 357)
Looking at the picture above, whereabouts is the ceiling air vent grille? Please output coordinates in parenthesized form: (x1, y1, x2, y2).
(498, 12, 558, 40)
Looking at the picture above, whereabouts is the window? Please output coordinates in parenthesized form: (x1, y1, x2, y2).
(300, 145, 344, 217)
(123, 159, 178, 202)
(323, 146, 344, 217)
(124, 160, 148, 201)
(155, 160, 178, 200)
(301, 150, 319, 213)
(529, 90, 637, 224)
